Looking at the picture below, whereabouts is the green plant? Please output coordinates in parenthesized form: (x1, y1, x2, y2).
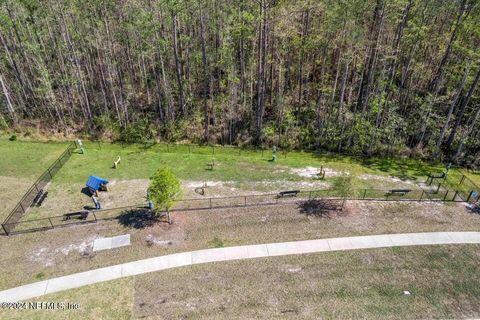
(9, 134, 17, 141)
(208, 237, 225, 248)
(332, 176, 354, 210)
(119, 118, 155, 143)
(148, 167, 181, 223)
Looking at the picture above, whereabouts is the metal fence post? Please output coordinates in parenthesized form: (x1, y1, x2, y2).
(48, 218, 54, 229)
(209, 198, 212, 209)
(436, 183, 441, 194)
(1, 224, 8, 236)
(443, 190, 449, 201)
(419, 190, 424, 201)
(244, 196, 247, 206)
(363, 189, 367, 199)
(460, 175, 466, 185)
(47, 169, 53, 179)
(466, 191, 473, 202)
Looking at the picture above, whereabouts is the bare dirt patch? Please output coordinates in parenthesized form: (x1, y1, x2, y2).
(291, 166, 349, 178)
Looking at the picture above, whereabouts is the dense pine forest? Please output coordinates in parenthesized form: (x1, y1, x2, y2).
(0, 0, 479, 165)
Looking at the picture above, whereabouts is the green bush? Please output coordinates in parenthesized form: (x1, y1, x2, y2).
(148, 167, 181, 215)
(119, 118, 156, 143)
(9, 134, 17, 141)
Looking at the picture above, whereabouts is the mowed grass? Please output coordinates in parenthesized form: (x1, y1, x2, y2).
(0, 139, 68, 220)
(18, 140, 448, 219)
(2, 201, 479, 291)
(2, 245, 479, 319)
(52, 141, 443, 184)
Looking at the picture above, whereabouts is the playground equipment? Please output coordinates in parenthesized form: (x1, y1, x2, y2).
(317, 166, 326, 179)
(92, 196, 102, 210)
(207, 158, 215, 170)
(64, 210, 89, 220)
(147, 191, 154, 210)
(427, 163, 452, 185)
(386, 189, 411, 196)
(86, 175, 109, 196)
(113, 156, 121, 169)
(77, 139, 85, 154)
(277, 190, 300, 198)
(195, 182, 208, 196)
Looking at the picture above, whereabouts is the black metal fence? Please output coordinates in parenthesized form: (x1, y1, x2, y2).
(118, 142, 291, 159)
(1, 186, 465, 235)
(1, 141, 78, 235)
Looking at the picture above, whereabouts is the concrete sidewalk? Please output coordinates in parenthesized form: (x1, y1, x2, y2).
(1, 232, 479, 302)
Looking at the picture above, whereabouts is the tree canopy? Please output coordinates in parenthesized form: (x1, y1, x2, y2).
(148, 167, 181, 213)
(0, 0, 479, 165)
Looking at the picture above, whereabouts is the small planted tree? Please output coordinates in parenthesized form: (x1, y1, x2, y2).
(333, 176, 354, 210)
(148, 167, 181, 224)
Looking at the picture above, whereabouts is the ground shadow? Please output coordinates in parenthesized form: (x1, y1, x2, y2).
(116, 208, 162, 229)
(298, 199, 344, 218)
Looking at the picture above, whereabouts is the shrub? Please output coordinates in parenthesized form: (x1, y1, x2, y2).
(148, 167, 181, 223)
(119, 118, 155, 143)
(9, 134, 17, 141)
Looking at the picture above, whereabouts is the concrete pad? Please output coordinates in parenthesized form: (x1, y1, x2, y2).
(192, 248, 227, 264)
(294, 239, 331, 254)
(45, 265, 122, 294)
(121, 256, 170, 277)
(266, 242, 300, 256)
(93, 234, 130, 251)
(0, 281, 48, 302)
(111, 234, 130, 249)
(92, 238, 112, 251)
(246, 244, 269, 258)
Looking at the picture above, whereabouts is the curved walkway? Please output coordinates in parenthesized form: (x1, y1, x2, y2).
(2, 232, 480, 302)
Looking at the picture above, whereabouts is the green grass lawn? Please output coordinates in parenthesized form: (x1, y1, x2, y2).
(53, 141, 444, 184)
(0, 139, 68, 221)
(0, 139, 454, 221)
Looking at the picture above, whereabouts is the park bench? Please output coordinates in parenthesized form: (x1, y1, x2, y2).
(32, 190, 48, 207)
(278, 190, 300, 198)
(64, 210, 89, 221)
(429, 172, 446, 179)
(387, 189, 411, 196)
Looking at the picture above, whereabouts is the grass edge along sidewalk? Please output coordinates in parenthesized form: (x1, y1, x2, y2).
(1, 141, 78, 235)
